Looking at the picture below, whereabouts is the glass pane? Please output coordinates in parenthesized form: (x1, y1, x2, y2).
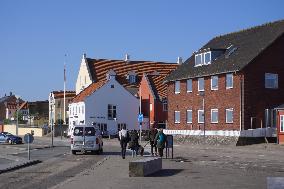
(175, 81, 180, 93)
(226, 74, 233, 88)
(187, 110, 192, 123)
(211, 76, 218, 89)
(198, 110, 204, 123)
(198, 78, 204, 91)
(204, 52, 211, 64)
(195, 54, 202, 65)
(226, 110, 233, 123)
(187, 79, 192, 92)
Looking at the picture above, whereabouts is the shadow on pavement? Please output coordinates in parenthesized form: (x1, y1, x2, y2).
(102, 151, 121, 156)
(147, 169, 183, 177)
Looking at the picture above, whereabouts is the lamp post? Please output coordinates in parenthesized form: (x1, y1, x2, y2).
(49, 93, 55, 147)
(16, 97, 19, 136)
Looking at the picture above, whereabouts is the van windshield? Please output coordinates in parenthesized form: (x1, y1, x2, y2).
(73, 127, 96, 136)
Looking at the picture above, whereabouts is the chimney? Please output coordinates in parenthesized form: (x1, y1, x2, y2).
(177, 57, 183, 64)
(125, 54, 130, 62)
(10, 92, 12, 96)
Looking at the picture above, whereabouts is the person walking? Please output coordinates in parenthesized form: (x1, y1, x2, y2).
(155, 128, 166, 157)
(148, 127, 158, 156)
(118, 125, 129, 159)
(128, 130, 139, 157)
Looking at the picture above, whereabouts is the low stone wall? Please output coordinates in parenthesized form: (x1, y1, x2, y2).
(4, 125, 44, 137)
(129, 157, 162, 177)
(174, 135, 239, 146)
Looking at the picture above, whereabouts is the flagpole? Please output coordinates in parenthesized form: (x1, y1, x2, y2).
(63, 55, 66, 124)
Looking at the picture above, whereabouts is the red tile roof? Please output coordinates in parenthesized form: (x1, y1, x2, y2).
(52, 91, 76, 99)
(73, 58, 178, 102)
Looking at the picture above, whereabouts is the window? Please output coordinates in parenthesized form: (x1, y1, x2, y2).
(226, 108, 234, 123)
(211, 76, 218, 90)
(150, 103, 153, 112)
(265, 73, 278, 89)
(198, 78, 204, 91)
(108, 104, 117, 120)
(187, 110, 192, 123)
(129, 75, 136, 83)
(204, 52, 211, 64)
(82, 105, 84, 114)
(198, 110, 204, 123)
(162, 100, 168, 111)
(187, 79, 192, 92)
(195, 54, 203, 66)
(175, 81, 180, 94)
(280, 115, 284, 132)
(211, 109, 218, 123)
(174, 111, 180, 123)
(226, 74, 233, 89)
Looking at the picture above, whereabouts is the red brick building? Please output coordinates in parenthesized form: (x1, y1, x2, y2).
(165, 20, 284, 133)
(275, 105, 284, 144)
(139, 71, 178, 129)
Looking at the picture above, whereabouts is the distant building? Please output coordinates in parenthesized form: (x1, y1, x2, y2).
(49, 91, 76, 126)
(27, 100, 49, 125)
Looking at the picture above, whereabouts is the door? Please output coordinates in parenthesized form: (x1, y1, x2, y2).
(280, 115, 284, 133)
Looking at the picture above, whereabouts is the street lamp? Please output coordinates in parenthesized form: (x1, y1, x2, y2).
(15, 96, 20, 136)
(49, 93, 55, 147)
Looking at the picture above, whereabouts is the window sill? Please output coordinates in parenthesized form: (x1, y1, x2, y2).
(174, 122, 180, 124)
(186, 122, 192, 124)
(211, 122, 218, 124)
(175, 92, 180, 94)
(211, 88, 218, 91)
(187, 91, 192, 93)
(226, 87, 233, 89)
(226, 122, 234, 124)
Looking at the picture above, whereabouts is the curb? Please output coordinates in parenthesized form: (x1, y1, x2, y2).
(0, 160, 41, 174)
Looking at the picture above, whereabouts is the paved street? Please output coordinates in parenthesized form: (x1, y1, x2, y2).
(0, 137, 284, 189)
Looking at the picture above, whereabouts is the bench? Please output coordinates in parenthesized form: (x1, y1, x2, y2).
(129, 157, 162, 177)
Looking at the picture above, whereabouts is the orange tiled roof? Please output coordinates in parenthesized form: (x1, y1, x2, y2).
(72, 80, 106, 103)
(145, 74, 169, 100)
(52, 91, 76, 99)
(73, 58, 178, 102)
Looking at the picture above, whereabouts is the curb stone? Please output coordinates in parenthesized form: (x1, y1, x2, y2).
(0, 160, 41, 174)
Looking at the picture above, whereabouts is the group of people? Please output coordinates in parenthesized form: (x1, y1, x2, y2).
(118, 125, 166, 159)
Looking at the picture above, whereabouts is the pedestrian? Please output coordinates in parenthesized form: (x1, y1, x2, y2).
(148, 127, 158, 156)
(155, 128, 166, 157)
(128, 130, 139, 157)
(118, 125, 129, 159)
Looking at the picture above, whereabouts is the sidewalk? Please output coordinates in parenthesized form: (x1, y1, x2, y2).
(51, 139, 284, 189)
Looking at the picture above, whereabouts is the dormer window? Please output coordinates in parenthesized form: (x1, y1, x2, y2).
(195, 51, 218, 66)
(195, 54, 203, 66)
(106, 69, 116, 80)
(127, 71, 137, 84)
(204, 52, 211, 64)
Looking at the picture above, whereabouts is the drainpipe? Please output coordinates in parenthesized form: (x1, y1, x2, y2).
(240, 74, 244, 132)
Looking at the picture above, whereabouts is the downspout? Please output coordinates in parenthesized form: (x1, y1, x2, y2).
(240, 74, 244, 132)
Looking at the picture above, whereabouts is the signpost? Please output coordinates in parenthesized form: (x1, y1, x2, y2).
(138, 114, 143, 143)
(24, 133, 34, 160)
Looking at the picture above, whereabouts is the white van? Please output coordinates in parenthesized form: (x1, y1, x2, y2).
(70, 125, 103, 155)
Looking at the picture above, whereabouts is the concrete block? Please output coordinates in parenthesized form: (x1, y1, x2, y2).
(129, 157, 162, 177)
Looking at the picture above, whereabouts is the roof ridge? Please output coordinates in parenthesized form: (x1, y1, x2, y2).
(86, 57, 177, 65)
(214, 19, 284, 40)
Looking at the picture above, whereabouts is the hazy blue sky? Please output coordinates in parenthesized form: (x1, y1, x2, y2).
(0, 0, 283, 101)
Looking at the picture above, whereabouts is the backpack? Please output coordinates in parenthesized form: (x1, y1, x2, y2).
(158, 133, 166, 144)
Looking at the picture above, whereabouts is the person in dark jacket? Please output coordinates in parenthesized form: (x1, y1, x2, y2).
(155, 128, 166, 157)
(148, 127, 158, 156)
(128, 130, 139, 157)
(118, 125, 129, 159)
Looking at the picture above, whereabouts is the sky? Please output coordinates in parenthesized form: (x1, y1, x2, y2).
(0, 0, 284, 101)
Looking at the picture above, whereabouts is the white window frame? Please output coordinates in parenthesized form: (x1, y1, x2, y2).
(211, 76, 218, 90)
(187, 79, 192, 93)
(186, 110, 192, 123)
(162, 101, 168, 112)
(175, 81, 180, 94)
(198, 78, 204, 92)
(195, 54, 203, 66)
(204, 52, 211, 65)
(174, 111, 180, 124)
(211, 109, 218, 123)
(226, 73, 233, 89)
(280, 115, 284, 132)
(198, 109, 204, 124)
(226, 108, 234, 123)
(265, 73, 278, 89)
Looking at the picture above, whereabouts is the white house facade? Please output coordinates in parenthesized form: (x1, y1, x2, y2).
(69, 73, 139, 136)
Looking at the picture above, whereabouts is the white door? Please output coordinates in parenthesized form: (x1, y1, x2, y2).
(280, 115, 284, 132)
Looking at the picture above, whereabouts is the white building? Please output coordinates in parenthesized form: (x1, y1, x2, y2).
(69, 70, 139, 135)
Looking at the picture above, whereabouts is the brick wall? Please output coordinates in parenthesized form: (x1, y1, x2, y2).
(167, 73, 241, 131)
(243, 34, 284, 130)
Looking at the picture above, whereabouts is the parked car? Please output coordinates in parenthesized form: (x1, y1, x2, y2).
(0, 132, 23, 144)
(70, 125, 103, 155)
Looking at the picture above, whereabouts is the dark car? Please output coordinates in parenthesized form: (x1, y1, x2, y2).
(0, 132, 23, 144)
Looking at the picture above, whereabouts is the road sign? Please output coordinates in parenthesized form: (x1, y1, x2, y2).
(24, 133, 34, 143)
(138, 114, 143, 123)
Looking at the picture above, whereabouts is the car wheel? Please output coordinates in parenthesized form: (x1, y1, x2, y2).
(8, 139, 12, 145)
(71, 150, 77, 155)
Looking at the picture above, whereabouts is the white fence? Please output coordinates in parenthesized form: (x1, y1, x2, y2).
(164, 127, 276, 137)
